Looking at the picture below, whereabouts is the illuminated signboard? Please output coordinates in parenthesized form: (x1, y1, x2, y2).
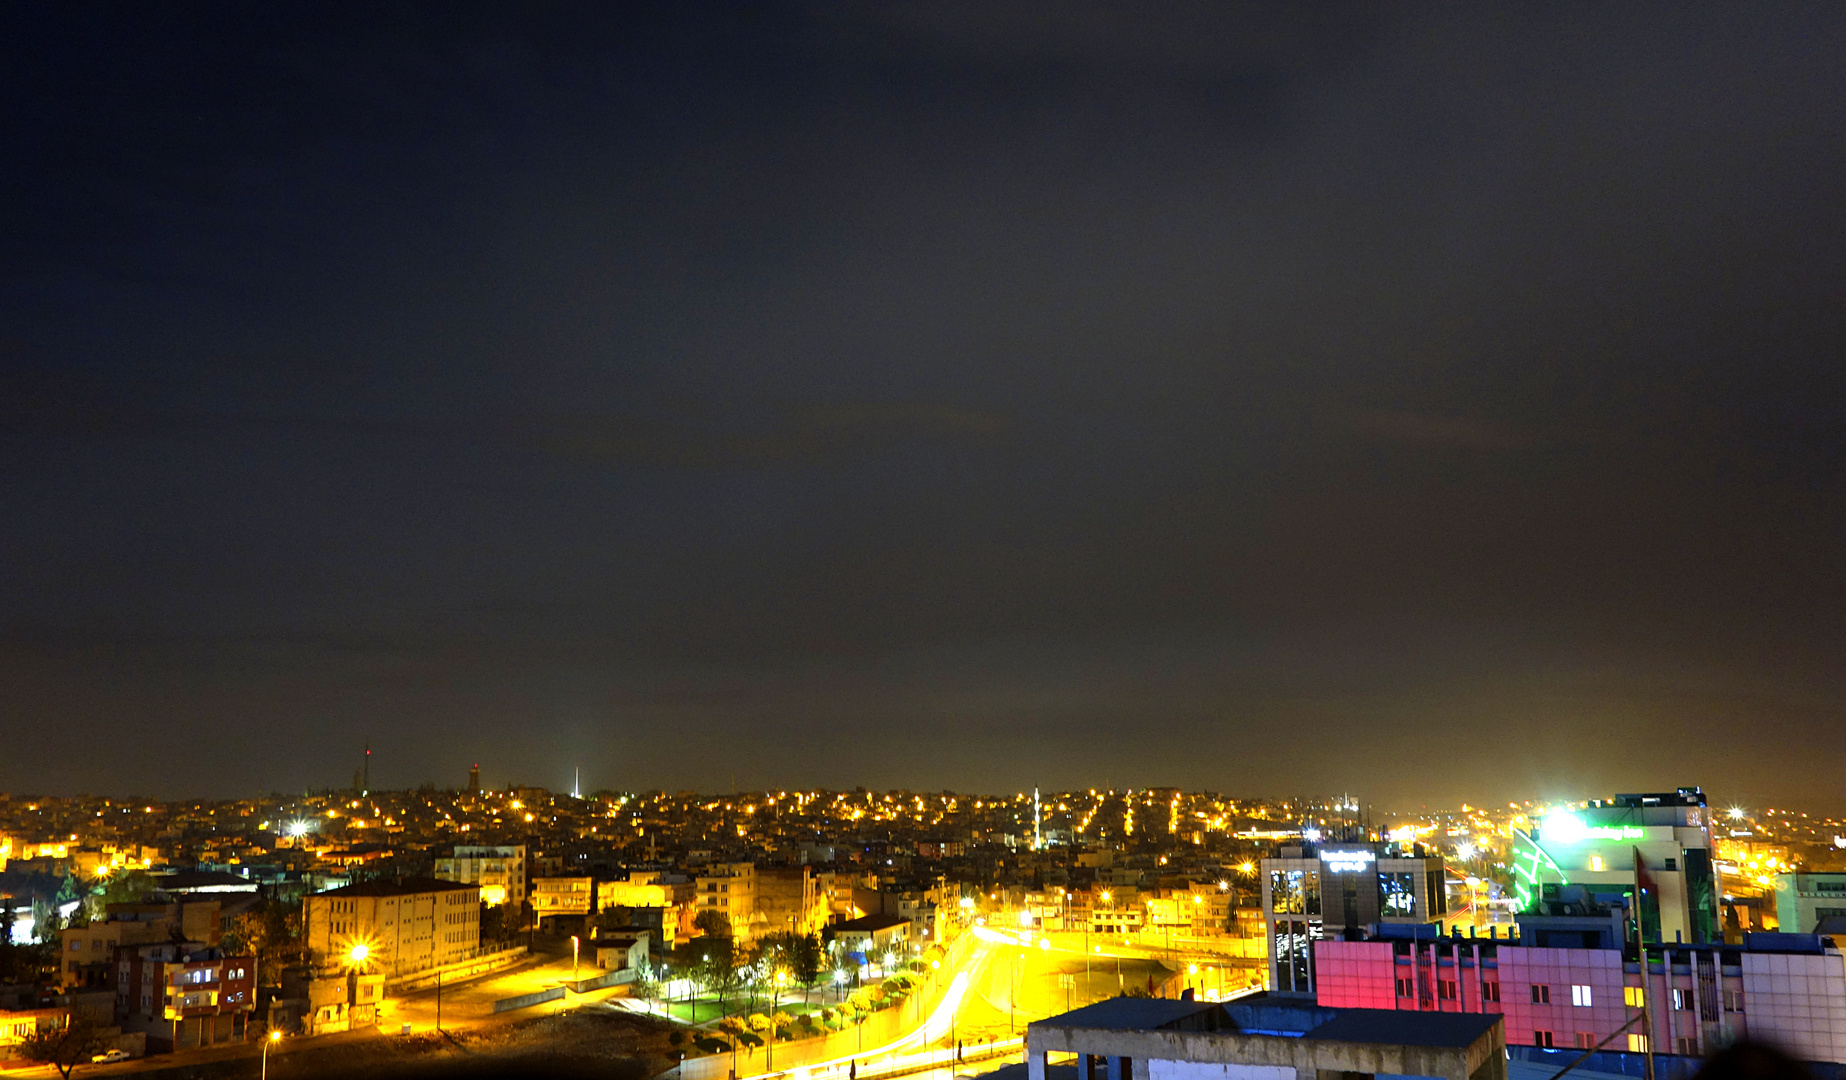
(1540, 811, 1647, 844)
(1321, 850, 1376, 872)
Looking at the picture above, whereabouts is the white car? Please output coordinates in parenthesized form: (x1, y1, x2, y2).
(91, 1049, 131, 1063)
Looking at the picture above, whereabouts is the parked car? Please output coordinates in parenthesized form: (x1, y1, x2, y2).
(91, 1049, 131, 1063)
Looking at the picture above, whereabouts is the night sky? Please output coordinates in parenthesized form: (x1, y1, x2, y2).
(6, 4, 1846, 809)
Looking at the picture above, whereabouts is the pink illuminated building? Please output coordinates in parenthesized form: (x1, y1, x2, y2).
(1315, 932, 1846, 1064)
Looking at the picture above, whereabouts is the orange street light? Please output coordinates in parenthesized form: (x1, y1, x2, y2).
(262, 1031, 283, 1080)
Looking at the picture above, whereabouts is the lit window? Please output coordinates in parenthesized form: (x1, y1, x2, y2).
(1571, 985, 1593, 1007)
(1625, 986, 1644, 1007)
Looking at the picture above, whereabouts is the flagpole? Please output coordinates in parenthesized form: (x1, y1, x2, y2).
(1633, 846, 1655, 1080)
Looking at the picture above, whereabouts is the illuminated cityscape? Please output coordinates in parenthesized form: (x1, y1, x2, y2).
(8, 3, 1846, 1079)
(4, 780, 1846, 1074)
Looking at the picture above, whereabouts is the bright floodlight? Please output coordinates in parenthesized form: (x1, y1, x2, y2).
(1455, 842, 1477, 862)
(269, 1031, 282, 1042)
(348, 943, 369, 964)
(1303, 827, 1323, 842)
(1729, 807, 1746, 820)
(1542, 808, 1588, 844)
(287, 820, 310, 838)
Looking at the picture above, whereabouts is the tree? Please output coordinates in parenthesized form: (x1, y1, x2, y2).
(632, 962, 664, 1014)
(18, 1009, 112, 1079)
(692, 909, 732, 938)
(220, 899, 301, 986)
(694, 937, 741, 1015)
(789, 934, 822, 1002)
(88, 871, 159, 919)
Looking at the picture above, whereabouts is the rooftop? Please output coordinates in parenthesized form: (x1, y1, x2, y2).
(829, 914, 910, 933)
(1032, 995, 1502, 1050)
(313, 876, 478, 898)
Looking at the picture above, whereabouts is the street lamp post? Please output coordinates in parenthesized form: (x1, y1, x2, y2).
(261, 1031, 281, 1080)
(346, 944, 371, 1030)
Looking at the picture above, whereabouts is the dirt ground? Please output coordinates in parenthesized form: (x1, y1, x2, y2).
(96, 1007, 684, 1080)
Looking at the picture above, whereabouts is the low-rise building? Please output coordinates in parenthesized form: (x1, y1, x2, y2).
(1022, 995, 1506, 1080)
(62, 901, 227, 988)
(0, 1005, 65, 1066)
(825, 914, 910, 957)
(1774, 873, 1846, 935)
(594, 930, 650, 971)
(596, 870, 676, 911)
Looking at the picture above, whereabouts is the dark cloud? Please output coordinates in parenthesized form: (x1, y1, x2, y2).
(3, 2, 1845, 807)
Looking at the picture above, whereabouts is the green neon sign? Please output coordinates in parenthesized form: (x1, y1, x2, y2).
(1511, 829, 1567, 912)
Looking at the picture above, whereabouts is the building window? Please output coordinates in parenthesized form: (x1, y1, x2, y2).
(1482, 980, 1500, 1003)
(1531, 984, 1551, 1005)
(1625, 986, 1645, 1007)
(1379, 872, 1417, 917)
(1671, 989, 1689, 1011)
(1534, 1031, 1554, 1049)
(1723, 990, 1744, 1013)
(1576, 1033, 1596, 1050)
(1439, 979, 1457, 1000)
(1677, 1038, 1697, 1056)
(1571, 985, 1593, 1007)
(1396, 977, 1413, 997)
(1628, 1035, 1650, 1053)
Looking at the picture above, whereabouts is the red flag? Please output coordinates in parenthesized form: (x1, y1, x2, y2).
(1633, 847, 1656, 907)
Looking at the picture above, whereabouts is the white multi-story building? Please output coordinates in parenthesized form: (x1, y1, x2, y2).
(303, 878, 481, 978)
(434, 845, 527, 908)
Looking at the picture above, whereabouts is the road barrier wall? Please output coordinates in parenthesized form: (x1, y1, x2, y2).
(388, 946, 530, 993)
(493, 986, 565, 1013)
(568, 967, 637, 993)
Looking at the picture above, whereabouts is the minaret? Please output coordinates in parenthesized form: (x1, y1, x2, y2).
(572, 766, 581, 800)
(362, 743, 370, 795)
(468, 763, 480, 794)
(1034, 787, 1041, 851)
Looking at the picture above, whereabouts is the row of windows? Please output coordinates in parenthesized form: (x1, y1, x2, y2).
(1525, 984, 1744, 1014)
(1396, 977, 1501, 1001)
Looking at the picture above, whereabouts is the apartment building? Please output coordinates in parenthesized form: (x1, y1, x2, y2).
(303, 877, 480, 978)
(695, 863, 760, 940)
(1315, 923, 1846, 1065)
(434, 845, 527, 908)
(116, 942, 256, 1050)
